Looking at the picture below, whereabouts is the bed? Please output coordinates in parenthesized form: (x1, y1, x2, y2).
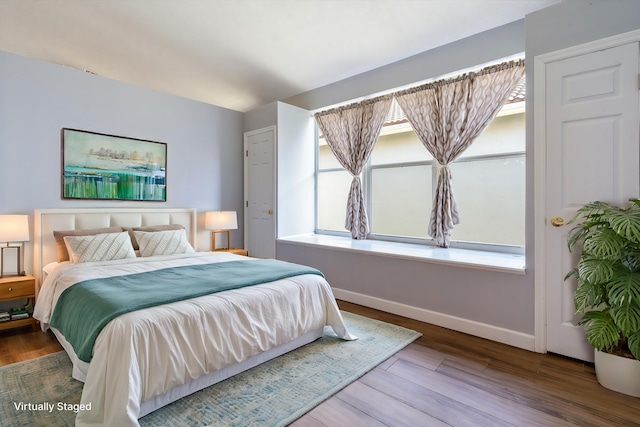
(32, 208, 354, 427)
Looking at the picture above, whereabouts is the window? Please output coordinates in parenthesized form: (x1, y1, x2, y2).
(316, 93, 525, 251)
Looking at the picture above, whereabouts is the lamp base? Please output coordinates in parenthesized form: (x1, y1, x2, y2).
(210, 230, 231, 251)
(0, 245, 25, 279)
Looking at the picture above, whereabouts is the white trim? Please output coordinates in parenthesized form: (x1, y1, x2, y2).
(333, 287, 535, 352)
(533, 28, 640, 355)
(535, 29, 640, 63)
(533, 52, 548, 354)
(279, 234, 525, 274)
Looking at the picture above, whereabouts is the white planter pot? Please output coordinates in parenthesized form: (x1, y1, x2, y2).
(594, 349, 640, 397)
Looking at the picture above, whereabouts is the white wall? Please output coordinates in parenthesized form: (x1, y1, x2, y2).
(0, 50, 245, 271)
(276, 102, 315, 239)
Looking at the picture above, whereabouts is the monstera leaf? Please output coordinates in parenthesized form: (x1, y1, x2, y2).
(574, 281, 606, 313)
(577, 256, 616, 285)
(622, 250, 640, 272)
(580, 310, 620, 352)
(628, 331, 640, 360)
(611, 304, 640, 337)
(607, 270, 640, 307)
(582, 228, 626, 260)
(607, 204, 640, 244)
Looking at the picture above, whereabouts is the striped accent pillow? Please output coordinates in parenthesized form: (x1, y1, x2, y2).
(63, 231, 136, 263)
(53, 227, 124, 262)
(134, 229, 195, 257)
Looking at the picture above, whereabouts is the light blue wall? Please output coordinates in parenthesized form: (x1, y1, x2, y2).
(243, 102, 277, 133)
(0, 50, 245, 265)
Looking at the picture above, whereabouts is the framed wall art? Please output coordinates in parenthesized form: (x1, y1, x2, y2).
(61, 128, 167, 201)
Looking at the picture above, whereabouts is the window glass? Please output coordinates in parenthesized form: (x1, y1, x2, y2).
(448, 155, 525, 246)
(317, 170, 351, 231)
(318, 137, 342, 169)
(370, 165, 432, 238)
(315, 70, 526, 251)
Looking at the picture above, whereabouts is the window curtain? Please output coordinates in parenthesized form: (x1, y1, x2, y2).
(394, 59, 525, 247)
(315, 95, 393, 239)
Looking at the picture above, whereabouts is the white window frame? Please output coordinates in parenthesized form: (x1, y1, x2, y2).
(363, 152, 525, 254)
(315, 104, 526, 255)
(313, 57, 527, 255)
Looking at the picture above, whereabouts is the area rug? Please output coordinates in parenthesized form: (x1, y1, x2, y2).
(0, 311, 420, 427)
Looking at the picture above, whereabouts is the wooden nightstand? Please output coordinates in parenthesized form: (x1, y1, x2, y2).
(215, 248, 248, 256)
(0, 275, 37, 332)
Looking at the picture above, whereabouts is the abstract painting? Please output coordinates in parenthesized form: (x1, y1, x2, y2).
(62, 128, 167, 201)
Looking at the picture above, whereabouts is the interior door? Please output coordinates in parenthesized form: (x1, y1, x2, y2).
(545, 42, 640, 361)
(244, 126, 276, 259)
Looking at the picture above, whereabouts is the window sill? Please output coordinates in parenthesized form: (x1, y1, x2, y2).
(277, 234, 526, 274)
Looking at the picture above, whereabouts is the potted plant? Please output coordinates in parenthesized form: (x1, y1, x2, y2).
(566, 199, 640, 397)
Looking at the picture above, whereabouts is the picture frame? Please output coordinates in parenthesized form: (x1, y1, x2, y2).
(61, 128, 167, 201)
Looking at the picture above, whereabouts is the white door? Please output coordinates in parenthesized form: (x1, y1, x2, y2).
(545, 42, 640, 361)
(244, 126, 276, 259)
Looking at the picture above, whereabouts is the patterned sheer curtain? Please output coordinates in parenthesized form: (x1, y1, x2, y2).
(394, 59, 525, 247)
(315, 95, 393, 239)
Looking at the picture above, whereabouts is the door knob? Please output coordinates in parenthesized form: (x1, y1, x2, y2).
(551, 216, 565, 227)
(263, 209, 273, 215)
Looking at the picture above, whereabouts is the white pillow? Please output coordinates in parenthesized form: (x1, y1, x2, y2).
(133, 229, 195, 257)
(63, 231, 136, 263)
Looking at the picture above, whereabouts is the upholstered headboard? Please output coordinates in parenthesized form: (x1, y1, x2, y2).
(33, 208, 197, 286)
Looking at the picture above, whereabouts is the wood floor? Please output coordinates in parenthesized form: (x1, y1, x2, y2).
(1, 301, 639, 426)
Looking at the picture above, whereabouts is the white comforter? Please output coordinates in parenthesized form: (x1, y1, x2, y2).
(34, 252, 354, 427)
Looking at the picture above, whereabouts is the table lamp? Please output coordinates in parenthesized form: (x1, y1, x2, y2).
(0, 215, 30, 278)
(205, 211, 238, 251)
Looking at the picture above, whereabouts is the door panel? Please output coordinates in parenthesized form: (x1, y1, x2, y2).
(244, 127, 276, 259)
(560, 116, 620, 204)
(545, 42, 639, 361)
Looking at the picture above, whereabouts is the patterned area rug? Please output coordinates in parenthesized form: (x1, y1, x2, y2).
(0, 311, 420, 427)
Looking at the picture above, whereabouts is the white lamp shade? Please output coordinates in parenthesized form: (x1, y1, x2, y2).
(0, 215, 30, 243)
(205, 211, 238, 231)
(0, 215, 29, 243)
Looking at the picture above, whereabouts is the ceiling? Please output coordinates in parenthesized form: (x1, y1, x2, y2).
(0, 0, 561, 112)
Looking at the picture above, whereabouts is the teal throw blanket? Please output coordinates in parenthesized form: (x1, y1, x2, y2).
(49, 259, 324, 362)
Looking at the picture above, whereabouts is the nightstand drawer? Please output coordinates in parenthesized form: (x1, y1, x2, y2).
(0, 275, 37, 332)
(0, 279, 35, 299)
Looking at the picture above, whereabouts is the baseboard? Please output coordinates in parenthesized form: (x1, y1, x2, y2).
(333, 288, 536, 352)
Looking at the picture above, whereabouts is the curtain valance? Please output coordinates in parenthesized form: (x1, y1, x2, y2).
(394, 58, 525, 96)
